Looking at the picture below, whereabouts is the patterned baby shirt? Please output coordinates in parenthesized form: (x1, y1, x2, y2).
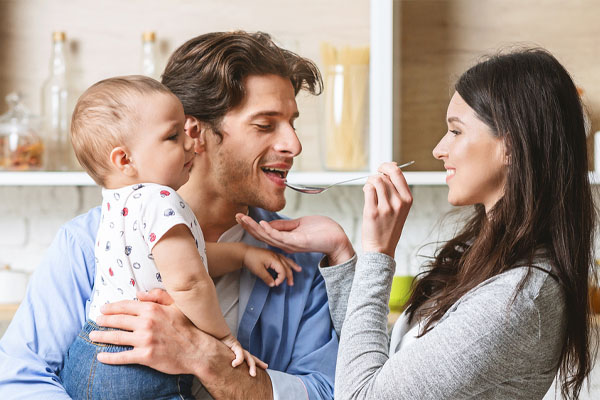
(88, 183, 207, 322)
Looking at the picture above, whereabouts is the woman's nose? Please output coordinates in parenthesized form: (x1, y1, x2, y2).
(274, 125, 302, 156)
(432, 135, 448, 160)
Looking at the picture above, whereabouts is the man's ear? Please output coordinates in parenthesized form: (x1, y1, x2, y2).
(185, 116, 208, 154)
(109, 146, 137, 177)
(184, 116, 201, 139)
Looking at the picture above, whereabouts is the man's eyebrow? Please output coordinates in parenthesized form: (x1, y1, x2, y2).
(248, 111, 300, 119)
(447, 116, 464, 125)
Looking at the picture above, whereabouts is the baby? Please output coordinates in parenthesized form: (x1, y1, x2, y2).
(59, 75, 300, 399)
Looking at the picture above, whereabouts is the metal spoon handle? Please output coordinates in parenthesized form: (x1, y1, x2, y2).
(327, 160, 416, 186)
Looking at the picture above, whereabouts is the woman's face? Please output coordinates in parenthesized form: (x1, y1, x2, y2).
(433, 92, 508, 212)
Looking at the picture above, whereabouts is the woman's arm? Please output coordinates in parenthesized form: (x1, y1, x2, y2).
(335, 163, 561, 399)
(235, 214, 355, 266)
(336, 256, 561, 400)
(235, 214, 357, 337)
(318, 255, 357, 337)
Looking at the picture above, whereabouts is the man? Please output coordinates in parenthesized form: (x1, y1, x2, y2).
(0, 31, 355, 399)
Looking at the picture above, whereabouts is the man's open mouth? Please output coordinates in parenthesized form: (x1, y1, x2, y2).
(261, 167, 289, 180)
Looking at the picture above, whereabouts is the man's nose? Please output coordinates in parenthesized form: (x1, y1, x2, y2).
(274, 124, 302, 156)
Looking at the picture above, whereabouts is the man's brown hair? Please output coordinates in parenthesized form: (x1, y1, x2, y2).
(162, 31, 322, 140)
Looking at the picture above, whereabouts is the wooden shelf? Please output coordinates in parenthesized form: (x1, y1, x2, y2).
(2, 171, 600, 187)
(0, 170, 451, 186)
(0, 171, 95, 186)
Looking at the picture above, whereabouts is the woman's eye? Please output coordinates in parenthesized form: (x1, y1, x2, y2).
(450, 130, 461, 136)
(167, 133, 178, 141)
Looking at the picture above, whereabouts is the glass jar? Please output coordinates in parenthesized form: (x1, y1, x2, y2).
(322, 63, 370, 171)
(141, 31, 160, 80)
(0, 93, 44, 170)
(319, 44, 370, 171)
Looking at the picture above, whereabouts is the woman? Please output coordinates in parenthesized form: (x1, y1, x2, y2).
(237, 48, 596, 399)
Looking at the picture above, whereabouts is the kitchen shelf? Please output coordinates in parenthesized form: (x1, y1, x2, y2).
(0, 171, 95, 186)
(2, 171, 600, 187)
(0, 170, 449, 186)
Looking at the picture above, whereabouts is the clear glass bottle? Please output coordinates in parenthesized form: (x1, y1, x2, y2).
(141, 31, 159, 80)
(41, 31, 71, 171)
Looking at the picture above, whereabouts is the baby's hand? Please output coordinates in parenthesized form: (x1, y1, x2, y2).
(243, 247, 302, 287)
(220, 334, 268, 376)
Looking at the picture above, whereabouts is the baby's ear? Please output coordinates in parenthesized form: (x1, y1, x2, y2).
(110, 146, 136, 177)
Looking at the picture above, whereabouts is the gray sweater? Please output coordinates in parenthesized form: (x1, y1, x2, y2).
(319, 253, 566, 399)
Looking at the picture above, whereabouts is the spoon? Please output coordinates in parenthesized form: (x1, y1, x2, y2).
(285, 161, 415, 194)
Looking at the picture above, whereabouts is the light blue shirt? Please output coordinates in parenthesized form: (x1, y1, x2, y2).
(0, 206, 337, 400)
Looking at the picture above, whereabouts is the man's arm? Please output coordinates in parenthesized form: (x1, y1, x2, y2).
(0, 210, 98, 399)
(88, 290, 274, 400)
(89, 258, 337, 400)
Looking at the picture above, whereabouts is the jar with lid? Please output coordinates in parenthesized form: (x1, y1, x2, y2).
(0, 92, 44, 170)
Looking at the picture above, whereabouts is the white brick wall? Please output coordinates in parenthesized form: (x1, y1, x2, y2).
(0, 184, 453, 275)
(0, 186, 99, 273)
(1, 184, 600, 399)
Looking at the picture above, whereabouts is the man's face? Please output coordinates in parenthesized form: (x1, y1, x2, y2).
(205, 74, 301, 211)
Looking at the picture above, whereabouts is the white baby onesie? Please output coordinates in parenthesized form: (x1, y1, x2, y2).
(88, 183, 207, 322)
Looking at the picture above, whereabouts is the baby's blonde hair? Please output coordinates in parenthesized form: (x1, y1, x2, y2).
(71, 75, 173, 186)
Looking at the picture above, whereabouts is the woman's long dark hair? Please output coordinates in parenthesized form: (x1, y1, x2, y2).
(405, 48, 596, 399)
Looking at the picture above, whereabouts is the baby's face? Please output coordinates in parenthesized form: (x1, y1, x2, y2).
(127, 92, 195, 190)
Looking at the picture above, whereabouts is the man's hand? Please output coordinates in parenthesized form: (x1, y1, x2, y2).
(89, 289, 210, 376)
(243, 247, 302, 287)
(88, 289, 274, 399)
(236, 214, 355, 266)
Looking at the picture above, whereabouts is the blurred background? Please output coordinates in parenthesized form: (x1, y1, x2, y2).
(1, 3, 600, 396)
